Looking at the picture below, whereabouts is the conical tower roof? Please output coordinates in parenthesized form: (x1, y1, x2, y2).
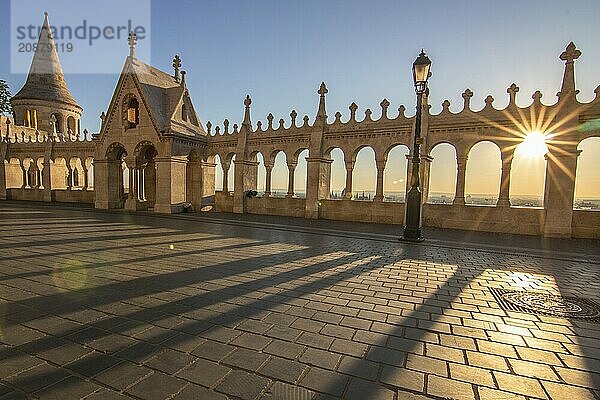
(12, 12, 80, 109)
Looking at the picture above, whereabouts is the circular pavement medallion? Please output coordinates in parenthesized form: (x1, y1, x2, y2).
(501, 292, 600, 319)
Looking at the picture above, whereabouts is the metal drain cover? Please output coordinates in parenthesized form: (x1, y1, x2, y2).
(489, 288, 600, 321)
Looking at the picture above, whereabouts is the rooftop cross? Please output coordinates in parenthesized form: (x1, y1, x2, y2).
(128, 31, 137, 58)
(173, 55, 181, 82)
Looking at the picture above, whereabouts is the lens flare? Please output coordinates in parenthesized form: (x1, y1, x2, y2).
(517, 131, 549, 158)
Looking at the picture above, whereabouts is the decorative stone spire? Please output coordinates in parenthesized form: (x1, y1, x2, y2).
(316, 82, 328, 121)
(11, 12, 79, 109)
(507, 83, 519, 106)
(128, 31, 137, 58)
(172, 55, 181, 82)
(558, 42, 581, 102)
(242, 95, 252, 129)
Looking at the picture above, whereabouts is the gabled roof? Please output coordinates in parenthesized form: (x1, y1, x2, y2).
(12, 13, 80, 109)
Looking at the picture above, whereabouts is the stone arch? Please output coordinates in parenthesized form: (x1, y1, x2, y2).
(384, 144, 410, 202)
(270, 151, 288, 197)
(327, 147, 346, 199)
(465, 141, 501, 205)
(574, 136, 600, 209)
(67, 116, 76, 135)
(249, 151, 267, 194)
(427, 143, 457, 204)
(214, 154, 224, 192)
(85, 157, 94, 189)
(294, 149, 309, 198)
(105, 142, 128, 208)
(50, 112, 62, 133)
(133, 141, 158, 206)
(352, 146, 376, 200)
(5, 158, 23, 188)
(510, 136, 547, 208)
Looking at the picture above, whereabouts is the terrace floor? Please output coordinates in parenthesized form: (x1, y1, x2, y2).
(0, 201, 599, 400)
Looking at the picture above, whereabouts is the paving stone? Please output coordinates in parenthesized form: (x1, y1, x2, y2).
(65, 352, 122, 377)
(541, 380, 597, 400)
(144, 348, 197, 374)
(176, 358, 231, 387)
(215, 369, 270, 400)
(7, 362, 71, 393)
(380, 366, 424, 392)
(299, 367, 348, 397)
(508, 358, 560, 381)
(191, 340, 236, 362)
(258, 356, 307, 383)
(427, 374, 475, 400)
(35, 375, 101, 400)
(405, 353, 447, 376)
(95, 361, 153, 390)
(477, 386, 526, 400)
(449, 362, 495, 387)
(231, 332, 272, 350)
(222, 347, 270, 371)
(172, 384, 229, 400)
(366, 345, 406, 367)
(263, 381, 315, 400)
(344, 377, 394, 400)
(337, 356, 379, 381)
(127, 371, 188, 400)
(493, 371, 547, 399)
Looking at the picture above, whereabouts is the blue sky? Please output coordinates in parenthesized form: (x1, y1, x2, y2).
(1, 0, 599, 197)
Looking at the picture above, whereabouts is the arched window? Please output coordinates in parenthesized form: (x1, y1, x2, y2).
(67, 116, 76, 134)
(126, 97, 139, 129)
(181, 103, 188, 122)
(50, 113, 61, 133)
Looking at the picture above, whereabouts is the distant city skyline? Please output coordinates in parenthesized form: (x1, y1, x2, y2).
(1, 0, 599, 201)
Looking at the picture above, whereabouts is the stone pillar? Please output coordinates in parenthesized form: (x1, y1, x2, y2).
(186, 159, 202, 210)
(145, 161, 156, 207)
(124, 161, 138, 211)
(65, 163, 73, 190)
(20, 159, 27, 189)
(81, 164, 88, 191)
(420, 155, 433, 204)
(453, 155, 468, 205)
(264, 163, 273, 197)
(542, 148, 580, 237)
(344, 161, 354, 199)
(374, 159, 386, 202)
(304, 157, 333, 219)
(232, 159, 258, 214)
(222, 161, 230, 193)
(42, 156, 52, 202)
(0, 142, 6, 200)
(200, 161, 216, 206)
(286, 162, 296, 198)
(497, 149, 513, 207)
(30, 162, 39, 189)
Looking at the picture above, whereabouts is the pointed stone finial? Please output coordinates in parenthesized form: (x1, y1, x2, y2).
(462, 89, 473, 110)
(349, 102, 358, 121)
(181, 70, 186, 85)
(507, 83, 519, 106)
(532, 91, 542, 104)
(364, 108, 372, 121)
(215, 126, 220, 135)
(278, 118, 285, 129)
(128, 31, 137, 58)
(83, 129, 89, 141)
(380, 99, 390, 119)
(206, 120, 212, 134)
(290, 110, 297, 127)
(243, 95, 252, 129)
(302, 115, 309, 127)
(223, 119, 230, 134)
(560, 42, 581, 64)
(267, 113, 274, 129)
(316, 82, 328, 121)
(334, 111, 342, 123)
(441, 100, 450, 113)
(173, 55, 181, 82)
(233, 124, 239, 133)
(256, 120, 263, 131)
(398, 105, 406, 117)
(484, 95, 494, 108)
(558, 42, 581, 102)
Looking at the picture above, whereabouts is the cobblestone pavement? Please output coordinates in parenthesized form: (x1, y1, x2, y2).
(0, 202, 599, 400)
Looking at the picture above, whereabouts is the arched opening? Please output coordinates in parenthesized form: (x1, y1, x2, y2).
(67, 116, 76, 135)
(36, 157, 44, 189)
(328, 148, 346, 199)
(85, 158, 94, 189)
(106, 143, 127, 208)
(255, 152, 267, 195)
(574, 137, 600, 210)
(50, 157, 67, 189)
(294, 149, 309, 198)
(214, 154, 224, 192)
(135, 143, 158, 207)
(384, 145, 409, 202)
(5, 158, 23, 188)
(271, 151, 288, 197)
(181, 103, 188, 122)
(69, 158, 85, 189)
(227, 154, 236, 193)
(352, 147, 376, 200)
(23, 158, 35, 188)
(465, 141, 501, 205)
(510, 135, 547, 208)
(125, 97, 140, 129)
(50, 113, 61, 133)
(428, 143, 457, 204)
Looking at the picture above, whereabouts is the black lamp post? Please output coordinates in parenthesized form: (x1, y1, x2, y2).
(402, 49, 432, 242)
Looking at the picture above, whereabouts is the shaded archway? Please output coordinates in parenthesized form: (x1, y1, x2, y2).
(465, 141, 501, 205)
(574, 137, 600, 210)
(270, 151, 288, 197)
(294, 149, 309, 198)
(214, 154, 224, 192)
(254, 152, 267, 195)
(134, 142, 158, 209)
(384, 145, 409, 202)
(427, 143, 457, 204)
(105, 143, 127, 209)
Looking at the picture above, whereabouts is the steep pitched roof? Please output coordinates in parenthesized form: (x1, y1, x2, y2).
(12, 13, 80, 109)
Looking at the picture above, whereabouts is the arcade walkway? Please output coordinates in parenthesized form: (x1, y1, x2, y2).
(0, 202, 599, 399)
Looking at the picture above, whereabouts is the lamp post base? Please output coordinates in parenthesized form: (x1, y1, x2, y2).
(399, 233, 425, 243)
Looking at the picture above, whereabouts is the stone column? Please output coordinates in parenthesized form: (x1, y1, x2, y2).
(30, 162, 39, 189)
(124, 162, 138, 211)
(344, 161, 354, 199)
(374, 159, 386, 202)
(497, 149, 513, 207)
(222, 161, 230, 193)
(286, 163, 296, 198)
(233, 159, 258, 213)
(264, 163, 273, 197)
(65, 164, 73, 190)
(20, 160, 27, 189)
(81, 164, 89, 191)
(304, 157, 333, 219)
(200, 161, 216, 206)
(145, 162, 156, 207)
(0, 145, 6, 200)
(453, 155, 468, 205)
(42, 156, 52, 202)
